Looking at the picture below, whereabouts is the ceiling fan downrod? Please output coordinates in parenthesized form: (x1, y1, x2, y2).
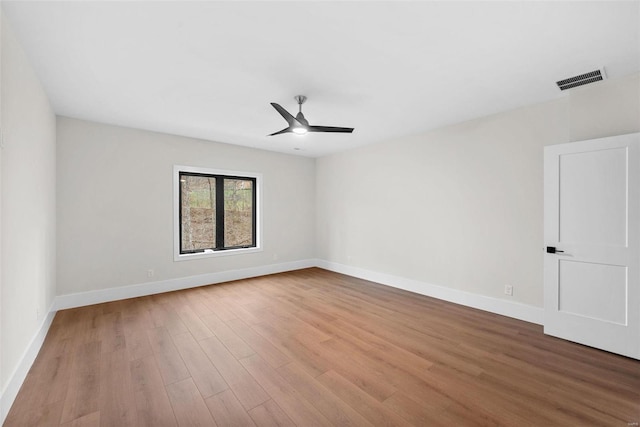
(294, 95, 307, 113)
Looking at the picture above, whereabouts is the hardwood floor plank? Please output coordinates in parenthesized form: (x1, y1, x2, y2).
(171, 331, 229, 398)
(5, 399, 64, 427)
(421, 364, 559, 426)
(276, 361, 374, 426)
(248, 400, 296, 427)
(198, 335, 270, 410)
(305, 337, 397, 401)
(327, 300, 485, 376)
(60, 342, 101, 424)
(99, 349, 138, 427)
(254, 309, 332, 344)
(200, 312, 255, 359)
(146, 327, 191, 385)
(225, 317, 291, 368)
(121, 305, 154, 362)
(316, 370, 411, 426)
(77, 306, 102, 345)
(2, 375, 44, 426)
(147, 303, 189, 336)
(174, 304, 215, 341)
(327, 316, 435, 376)
(32, 340, 75, 406)
(130, 355, 178, 427)
(314, 333, 458, 409)
(249, 322, 331, 377)
(183, 289, 216, 318)
(123, 327, 153, 362)
(240, 354, 334, 427)
(205, 389, 256, 427)
(4, 324, 74, 425)
(477, 367, 629, 425)
(60, 411, 100, 427)
(225, 298, 264, 324)
(166, 377, 217, 427)
(97, 311, 126, 354)
(199, 293, 240, 322)
(384, 391, 451, 427)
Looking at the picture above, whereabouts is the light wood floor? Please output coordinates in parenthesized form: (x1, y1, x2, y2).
(5, 268, 639, 426)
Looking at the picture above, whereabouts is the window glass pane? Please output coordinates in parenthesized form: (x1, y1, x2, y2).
(224, 179, 254, 247)
(181, 175, 216, 251)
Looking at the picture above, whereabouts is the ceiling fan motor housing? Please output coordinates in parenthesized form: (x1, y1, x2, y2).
(295, 112, 309, 126)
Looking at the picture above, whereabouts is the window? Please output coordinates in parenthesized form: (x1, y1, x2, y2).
(174, 166, 261, 260)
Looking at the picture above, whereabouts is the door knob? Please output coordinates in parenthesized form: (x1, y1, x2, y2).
(546, 246, 564, 254)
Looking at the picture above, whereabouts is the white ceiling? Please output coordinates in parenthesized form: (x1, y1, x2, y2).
(3, 1, 639, 157)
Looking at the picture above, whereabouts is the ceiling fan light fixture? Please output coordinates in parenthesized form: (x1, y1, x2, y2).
(292, 126, 308, 135)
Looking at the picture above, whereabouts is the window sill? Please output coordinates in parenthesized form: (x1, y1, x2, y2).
(174, 246, 262, 262)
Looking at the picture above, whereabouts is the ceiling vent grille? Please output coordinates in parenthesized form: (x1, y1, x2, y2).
(556, 68, 606, 91)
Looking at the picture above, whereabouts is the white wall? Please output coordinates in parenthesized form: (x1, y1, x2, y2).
(56, 117, 316, 296)
(317, 73, 640, 310)
(0, 12, 56, 415)
(569, 73, 640, 141)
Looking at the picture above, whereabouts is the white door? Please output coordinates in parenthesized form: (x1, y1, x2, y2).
(544, 132, 640, 360)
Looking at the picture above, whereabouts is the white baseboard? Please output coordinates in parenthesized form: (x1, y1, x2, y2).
(53, 259, 316, 311)
(316, 260, 543, 325)
(53, 255, 542, 325)
(1, 303, 56, 425)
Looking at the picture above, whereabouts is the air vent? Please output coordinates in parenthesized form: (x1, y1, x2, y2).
(556, 68, 606, 91)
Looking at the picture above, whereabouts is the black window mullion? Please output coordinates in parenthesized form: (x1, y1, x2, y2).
(215, 178, 225, 249)
(251, 178, 257, 247)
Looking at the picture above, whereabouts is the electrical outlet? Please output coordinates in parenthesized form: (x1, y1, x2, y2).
(504, 285, 514, 296)
(147, 269, 154, 278)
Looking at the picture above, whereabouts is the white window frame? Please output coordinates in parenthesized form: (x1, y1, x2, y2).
(173, 165, 262, 261)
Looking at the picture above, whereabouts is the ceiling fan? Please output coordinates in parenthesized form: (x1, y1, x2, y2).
(268, 95, 354, 136)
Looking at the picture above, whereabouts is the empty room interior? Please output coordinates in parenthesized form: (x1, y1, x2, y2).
(1, 1, 639, 426)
